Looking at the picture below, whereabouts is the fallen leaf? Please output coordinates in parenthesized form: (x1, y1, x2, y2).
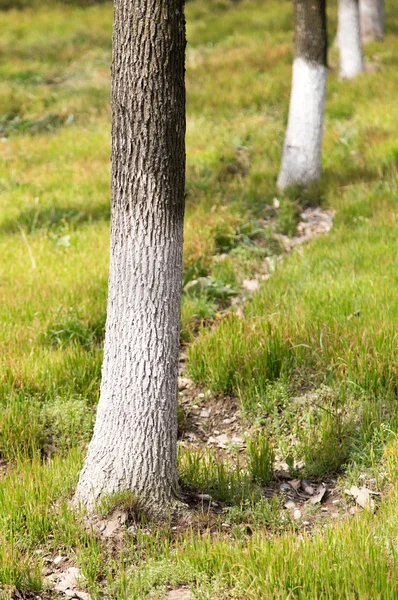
(288, 479, 301, 491)
(280, 483, 291, 492)
(54, 567, 80, 592)
(98, 509, 128, 537)
(178, 377, 193, 390)
(309, 484, 327, 504)
(222, 416, 237, 425)
(301, 480, 314, 495)
(197, 494, 212, 502)
(166, 590, 191, 600)
(75, 592, 91, 600)
(344, 486, 375, 510)
(242, 279, 259, 293)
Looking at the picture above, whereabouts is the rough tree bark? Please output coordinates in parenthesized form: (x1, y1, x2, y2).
(74, 0, 186, 515)
(360, 0, 384, 43)
(277, 0, 327, 191)
(338, 0, 364, 78)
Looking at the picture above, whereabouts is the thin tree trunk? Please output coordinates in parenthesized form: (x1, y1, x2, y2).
(74, 0, 186, 515)
(338, 0, 364, 78)
(277, 0, 327, 191)
(360, 0, 384, 43)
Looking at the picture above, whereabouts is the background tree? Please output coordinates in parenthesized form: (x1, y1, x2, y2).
(338, 0, 364, 78)
(360, 0, 384, 43)
(277, 0, 327, 191)
(74, 0, 186, 515)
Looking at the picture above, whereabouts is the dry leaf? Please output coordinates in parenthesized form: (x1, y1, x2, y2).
(344, 486, 375, 510)
(166, 590, 191, 600)
(242, 278, 259, 293)
(301, 480, 314, 495)
(54, 567, 80, 592)
(207, 434, 229, 448)
(309, 484, 327, 504)
(288, 479, 301, 491)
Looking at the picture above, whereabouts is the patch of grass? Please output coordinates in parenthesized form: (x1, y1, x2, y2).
(0, 394, 93, 461)
(0, 450, 102, 591)
(172, 498, 398, 599)
(0, 112, 69, 137)
(275, 197, 301, 236)
(41, 307, 104, 350)
(246, 432, 274, 485)
(179, 446, 256, 505)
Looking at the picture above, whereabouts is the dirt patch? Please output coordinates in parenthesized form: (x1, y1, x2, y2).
(8, 591, 59, 600)
(178, 380, 245, 453)
(165, 589, 191, 600)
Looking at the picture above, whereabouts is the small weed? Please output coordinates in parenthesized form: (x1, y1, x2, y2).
(179, 446, 255, 505)
(246, 432, 274, 485)
(223, 495, 288, 533)
(238, 378, 289, 416)
(215, 220, 268, 254)
(275, 198, 301, 236)
(41, 307, 104, 350)
(98, 491, 144, 520)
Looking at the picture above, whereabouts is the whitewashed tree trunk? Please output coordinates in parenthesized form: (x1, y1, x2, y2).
(277, 0, 327, 191)
(360, 0, 384, 43)
(74, 0, 186, 515)
(338, 0, 364, 78)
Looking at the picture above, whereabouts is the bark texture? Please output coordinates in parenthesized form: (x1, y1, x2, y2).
(277, 0, 327, 191)
(338, 0, 364, 78)
(75, 0, 186, 514)
(360, 0, 384, 43)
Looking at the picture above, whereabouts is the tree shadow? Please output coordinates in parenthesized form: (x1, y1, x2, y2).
(322, 164, 380, 191)
(0, 203, 110, 235)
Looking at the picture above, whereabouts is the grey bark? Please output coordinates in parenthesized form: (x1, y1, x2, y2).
(277, 0, 328, 191)
(74, 0, 186, 515)
(338, 0, 364, 78)
(360, 0, 384, 43)
(294, 0, 327, 65)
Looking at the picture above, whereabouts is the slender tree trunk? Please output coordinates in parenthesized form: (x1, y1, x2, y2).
(360, 0, 384, 43)
(338, 0, 364, 78)
(277, 0, 327, 191)
(74, 0, 186, 515)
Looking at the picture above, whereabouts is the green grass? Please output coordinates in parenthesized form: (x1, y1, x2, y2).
(1, 0, 398, 597)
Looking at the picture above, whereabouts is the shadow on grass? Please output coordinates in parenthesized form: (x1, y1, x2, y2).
(41, 309, 105, 351)
(322, 165, 380, 189)
(0, 112, 73, 137)
(0, 203, 110, 235)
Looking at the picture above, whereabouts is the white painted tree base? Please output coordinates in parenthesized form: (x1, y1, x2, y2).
(338, 0, 364, 79)
(277, 58, 327, 191)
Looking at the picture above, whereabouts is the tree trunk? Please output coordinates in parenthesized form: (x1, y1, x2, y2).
(74, 0, 186, 515)
(360, 0, 384, 43)
(277, 0, 327, 191)
(338, 0, 364, 78)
